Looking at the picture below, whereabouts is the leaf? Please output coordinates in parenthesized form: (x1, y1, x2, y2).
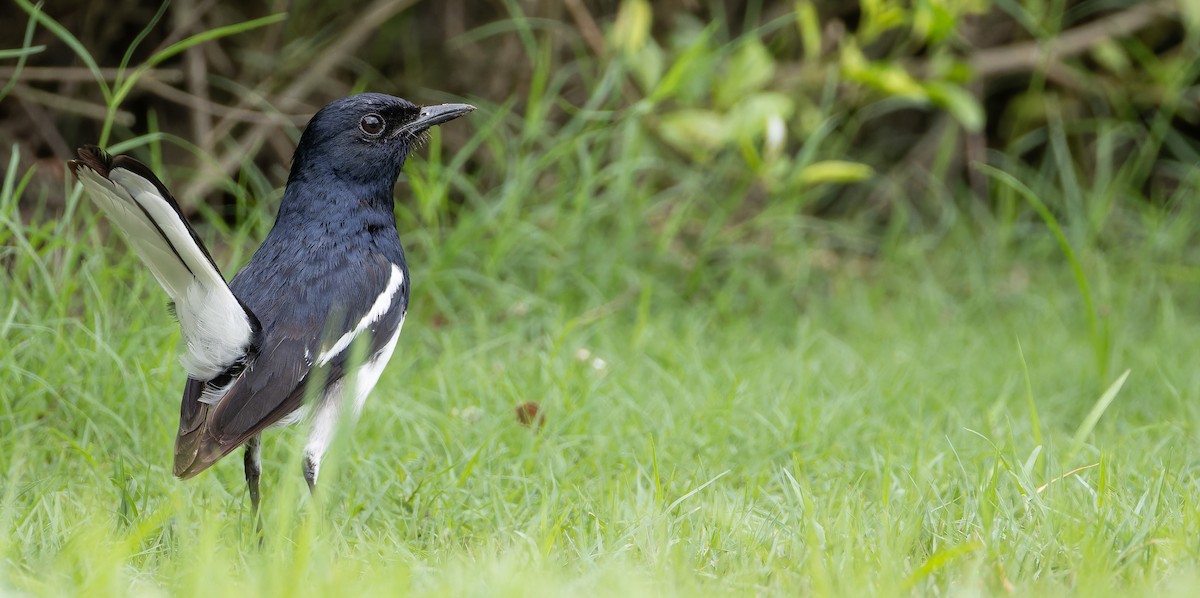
(1186, 0, 1200, 32)
(656, 109, 729, 156)
(858, 0, 909, 43)
(726, 92, 795, 140)
(1068, 370, 1131, 463)
(794, 160, 875, 185)
(649, 22, 717, 104)
(612, 0, 652, 55)
(794, 1, 821, 60)
(912, 0, 959, 44)
(629, 40, 665, 93)
(1091, 39, 1131, 75)
(714, 39, 776, 108)
(902, 540, 983, 590)
(841, 46, 924, 99)
(0, 46, 45, 60)
(924, 81, 984, 132)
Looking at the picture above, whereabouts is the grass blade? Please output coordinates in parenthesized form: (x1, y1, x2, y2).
(976, 162, 1109, 380)
(12, 0, 111, 100)
(102, 12, 287, 143)
(1067, 369, 1131, 464)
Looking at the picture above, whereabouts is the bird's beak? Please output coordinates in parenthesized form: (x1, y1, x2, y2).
(405, 103, 476, 134)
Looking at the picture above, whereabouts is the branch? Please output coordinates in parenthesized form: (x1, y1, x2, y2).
(137, 76, 306, 125)
(10, 83, 134, 126)
(0, 66, 183, 83)
(564, 0, 606, 57)
(969, 1, 1174, 79)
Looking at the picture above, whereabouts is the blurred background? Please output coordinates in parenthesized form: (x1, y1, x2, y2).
(5, 0, 1196, 238)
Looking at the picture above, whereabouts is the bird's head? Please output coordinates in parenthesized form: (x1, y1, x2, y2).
(288, 93, 474, 188)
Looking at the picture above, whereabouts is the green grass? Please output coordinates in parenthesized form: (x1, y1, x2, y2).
(6, 145, 1200, 595)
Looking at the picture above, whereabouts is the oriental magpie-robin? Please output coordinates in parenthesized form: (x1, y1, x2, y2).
(69, 94, 474, 511)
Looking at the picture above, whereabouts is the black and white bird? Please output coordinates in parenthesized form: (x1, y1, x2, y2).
(69, 93, 474, 511)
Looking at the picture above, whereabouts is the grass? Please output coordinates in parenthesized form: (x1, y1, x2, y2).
(6, 150, 1200, 595)
(5, 4, 1200, 595)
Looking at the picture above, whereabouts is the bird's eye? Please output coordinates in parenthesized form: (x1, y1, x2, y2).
(360, 113, 385, 136)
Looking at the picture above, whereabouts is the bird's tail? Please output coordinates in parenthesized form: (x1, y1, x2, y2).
(173, 418, 227, 479)
(68, 146, 260, 381)
(172, 378, 234, 479)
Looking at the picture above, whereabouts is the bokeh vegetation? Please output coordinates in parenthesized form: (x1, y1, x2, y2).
(3, 0, 1200, 596)
(7, 1, 1198, 224)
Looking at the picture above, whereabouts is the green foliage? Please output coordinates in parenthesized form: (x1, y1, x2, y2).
(14, 0, 285, 145)
(604, 0, 1000, 204)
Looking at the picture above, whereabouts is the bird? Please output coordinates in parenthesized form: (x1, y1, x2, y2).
(68, 93, 474, 513)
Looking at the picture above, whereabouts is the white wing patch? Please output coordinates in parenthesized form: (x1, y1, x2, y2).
(75, 165, 254, 380)
(350, 316, 403, 414)
(302, 318, 405, 483)
(316, 264, 404, 366)
(273, 312, 405, 431)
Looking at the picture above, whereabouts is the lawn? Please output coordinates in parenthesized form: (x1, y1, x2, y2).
(5, 157, 1200, 595)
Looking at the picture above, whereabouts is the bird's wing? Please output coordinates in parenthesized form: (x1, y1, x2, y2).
(69, 146, 260, 380)
(173, 255, 407, 479)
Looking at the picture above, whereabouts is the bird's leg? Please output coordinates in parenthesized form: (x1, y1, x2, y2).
(244, 434, 264, 542)
(244, 434, 262, 512)
(303, 455, 319, 493)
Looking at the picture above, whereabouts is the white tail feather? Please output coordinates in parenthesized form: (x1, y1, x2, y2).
(75, 164, 254, 380)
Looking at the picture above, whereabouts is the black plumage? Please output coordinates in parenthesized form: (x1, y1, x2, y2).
(69, 94, 474, 510)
